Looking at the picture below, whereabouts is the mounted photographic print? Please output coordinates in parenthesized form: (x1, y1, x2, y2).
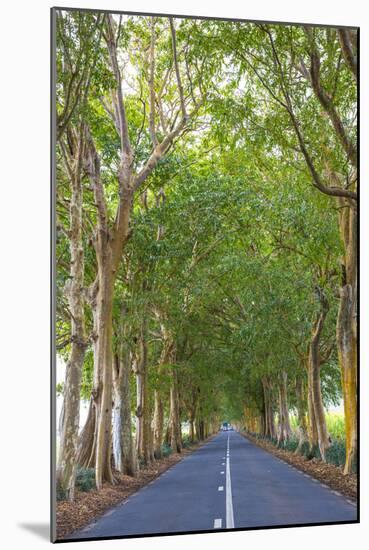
(51, 5, 358, 543)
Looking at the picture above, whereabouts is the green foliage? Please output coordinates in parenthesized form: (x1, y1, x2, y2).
(75, 468, 96, 492)
(326, 440, 346, 468)
(161, 443, 173, 457)
(56, 485, 68, 502)
(278, 437, 299, 453)
(181, 434, 195, 448)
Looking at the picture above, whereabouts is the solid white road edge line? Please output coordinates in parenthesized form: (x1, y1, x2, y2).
(214, 518, 222, 528)
(226, 434, 235, 529)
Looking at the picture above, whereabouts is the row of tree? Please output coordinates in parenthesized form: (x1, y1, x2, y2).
(55, 10, 357, 501)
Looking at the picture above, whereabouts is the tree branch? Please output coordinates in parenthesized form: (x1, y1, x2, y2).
(304, 27, 357, 168)
(169, 18, 187, 120)
(148, 17, 158, 146)
(338, 29, 357, 83)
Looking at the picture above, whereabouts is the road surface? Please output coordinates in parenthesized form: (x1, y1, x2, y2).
(68, 431, 357, 540)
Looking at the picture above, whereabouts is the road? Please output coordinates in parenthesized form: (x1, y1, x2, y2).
(68, 431, 357, 540)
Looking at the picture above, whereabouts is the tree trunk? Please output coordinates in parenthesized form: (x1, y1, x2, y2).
(153, 389, 164, 458)
(94, 267, 115, 488)
(337, 199, 357, 474)
(295, 376, 308, 454)
(76, 397, 97, 468)
(57, 342, 86, 499)
(120, 350, 137, 475)
(112, 349, 137, 476)
(307, 365, 319, 455)
(197, 420, 205, 441)
(168, 367, 182, 453)
(135, 321, 151, 465)
(83, 130, 134, 488)
(308, 290, 331, 461)
(152, 324, 173, 458)
(57, 129, 87, 500)
(189, 418, 195, 441)
(262, 377, 276, 439)
(277, 371, 291, 446)
(188, 388, 198, 442)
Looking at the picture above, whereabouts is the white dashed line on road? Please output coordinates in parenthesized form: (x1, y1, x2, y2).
(226, 434, 235, 529)
(218, 486, 224, 491)
(214, 518, 222, 528)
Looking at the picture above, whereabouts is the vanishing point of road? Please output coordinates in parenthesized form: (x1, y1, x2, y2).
(69, 431, 357, 540)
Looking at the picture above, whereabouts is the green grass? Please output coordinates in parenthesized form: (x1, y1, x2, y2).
(290, 412, 345, 440)
(326, 412, 345, 440)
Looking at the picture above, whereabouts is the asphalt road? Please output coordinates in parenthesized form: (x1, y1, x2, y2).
(68, 431, 357, 540)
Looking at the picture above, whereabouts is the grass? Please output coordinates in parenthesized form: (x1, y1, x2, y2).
(290, 411, 345, 440)
(326, 412, 345, 440)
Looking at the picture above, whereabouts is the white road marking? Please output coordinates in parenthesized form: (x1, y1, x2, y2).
(222, 462, 225, 466)
(226, 434, 235, 529)
(218, 486, 224, 491)
(221, 471, 225, 474)
(214, 518, 222, 528)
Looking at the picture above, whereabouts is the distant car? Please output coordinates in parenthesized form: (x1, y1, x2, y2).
(221, 423, 234, 431)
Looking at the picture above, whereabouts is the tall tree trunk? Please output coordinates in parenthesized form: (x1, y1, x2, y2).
(57, 127, 87, 500)
(337, 200, 357, 474)
(308, 290, 331, 461)
(307, 365, 319, 455)
(135, 321, 151, 465)
(189, 417, 195, 441)
(295, 376, 308, 454)
(188, 390, 198, 442)
(197, 420, 205, 441)
(94, 267, 115, 487)
(112, 348, 137, 476)
(262, 377, 276, 439)
(84, 129, 134, 488)
(168, 367, 182, 453)
(153, 389, 164, 458)
(277, 371, 291, 446)
(259, 412, 265, 437)
(152, 323, 173, 458)
(76, 397, 97, 468)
